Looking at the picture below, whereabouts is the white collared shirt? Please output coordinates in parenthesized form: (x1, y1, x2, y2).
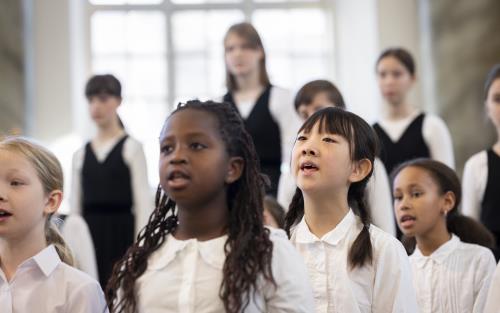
(484, 261, 500, 313)
(290, 210, 418, 313)
(136, 228, 315, 313)
(0, 245, 109, 313)
(410, 234, 496, 313)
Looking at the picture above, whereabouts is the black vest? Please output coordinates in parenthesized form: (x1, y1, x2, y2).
(81, 136, 133, 214)
(373, 113, 430, 175)
(481, 149, 500, 231)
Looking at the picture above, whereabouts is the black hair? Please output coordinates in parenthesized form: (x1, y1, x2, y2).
(106, 100, 275, 313)
(85, 74, 122, 99)
(484, 64, 500, 100)
(376, 47, 416, 76)
(263, 195, 285, 229)
(391, 158, 495, 254)
(294, 79, 346, 111)
(284, 107, 377, 268)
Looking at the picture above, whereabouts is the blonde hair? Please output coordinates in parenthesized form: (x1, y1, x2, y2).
(0, 136, 75, 265)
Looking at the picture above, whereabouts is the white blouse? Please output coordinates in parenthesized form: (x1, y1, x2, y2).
(484, 261, 500, 313)
(70, 135, 154, 236)
(462, 150, 488, 221)
(0, 245, 109, 313)
(377, 111, 455, 169)
(136, 228, 315, 313)
(290, 210, 418, 313)
(410, 234, 496, 313)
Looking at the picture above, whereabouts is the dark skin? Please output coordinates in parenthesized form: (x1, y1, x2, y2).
(159, 109, 243, 241)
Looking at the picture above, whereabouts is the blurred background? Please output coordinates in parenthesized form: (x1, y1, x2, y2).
(1, 0, 500, 213)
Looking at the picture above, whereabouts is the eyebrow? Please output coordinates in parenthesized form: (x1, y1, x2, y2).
(160, 131, 211, 142)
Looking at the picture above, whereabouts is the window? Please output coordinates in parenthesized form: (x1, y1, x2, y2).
(88, 0, 334, 186)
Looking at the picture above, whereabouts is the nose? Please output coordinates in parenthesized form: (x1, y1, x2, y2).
(169, 146, 188, 165)
(301, 147, 318, 156)
(395, 196, 410, 212)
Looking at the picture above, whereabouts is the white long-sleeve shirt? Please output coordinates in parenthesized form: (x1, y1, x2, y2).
(136, 228, 315, 313)
(0, 245, 109, 313)
(484, 262, 500, 313)
(410, 234, 496, 313)
(462, 150, 488, 221)
(70, 136, 153, 236)
(278, 158, 396, 236)
(376, 111, 455, 169)
(290, 209, 418, 313)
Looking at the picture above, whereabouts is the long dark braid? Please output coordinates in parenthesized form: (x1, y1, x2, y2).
(106, 100, 275, 313)
(284, 107, 376, 268)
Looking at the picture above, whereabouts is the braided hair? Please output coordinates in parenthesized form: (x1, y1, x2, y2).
(106, 100, 275, 312)
(284, 107, 377, 269)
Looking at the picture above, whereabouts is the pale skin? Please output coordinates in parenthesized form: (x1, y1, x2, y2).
(88, 94, 125, 147)
(376, 56, 417, 120)
(0, 152, 62, 282)
(224, 32, 265, 104)
(291, 123, 372, 238)
(393, 166, 455, 256)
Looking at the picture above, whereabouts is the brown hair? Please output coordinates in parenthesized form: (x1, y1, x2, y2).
(0, 136, 75, 265)
(484, 64, 500, 100)
(224, 22, 270, 91)
(294, 79, 346, 111)
(376, 47, 416, 77)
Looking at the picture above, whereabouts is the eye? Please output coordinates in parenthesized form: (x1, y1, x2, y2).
(322, 137, 337, 143)
(190, 142, 206, 150)
(411, 191, 423, 198)
(393, 193, 402, 201)
(10, 180, 24, 187)
(296, 135, 307, 141)
(160, 144, 173, 155)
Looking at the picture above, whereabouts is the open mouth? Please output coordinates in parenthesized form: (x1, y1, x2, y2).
(300, 161, 319, 174)
(399, 215, 416, 228)
(167, 169, 191, 189)
(0, 209, 13, 219)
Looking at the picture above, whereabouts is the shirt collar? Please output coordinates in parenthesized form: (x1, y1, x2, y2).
(148, 234, 228, 270)
(294, 209, 356, 246)
(17, 245, 61, 277)
(411, 234, 460, 267)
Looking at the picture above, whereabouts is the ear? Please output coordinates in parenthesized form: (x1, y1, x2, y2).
(225, 156, 244, 184)
(441, 191, 456, 214)
(43, 190, 63, 216)
(348, 158, 372, 183)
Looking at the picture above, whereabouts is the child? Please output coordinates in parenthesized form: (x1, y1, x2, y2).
(278, 79, 396, 236)
(392, 158, 496, 312)
(263, 195, 285, 229)
(70, 74, 153, 287)
(484, 262, 500, 313)
(106, 100, 314, 313)
(222, 22, 301, 196)
(0, 136, 108, 313)
(285, 107, 417, 312)
(462, 64, 500, 260)
(373, 47, 454, 175)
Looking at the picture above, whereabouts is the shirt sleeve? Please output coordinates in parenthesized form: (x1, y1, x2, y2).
(123, 138, 154, 237)
(263, 229, 315, 313)
(67, 280, 110, 313)
(367, 158, 396, 236)
(484, 263, 500, 313)
(461, 151, 487, 221)
(472, 248, 496, 313)
(70, 148, 84, 215)
(372, 235, 419, 313)
(422, 114, 455, 169)
(61, 215, 99, 280)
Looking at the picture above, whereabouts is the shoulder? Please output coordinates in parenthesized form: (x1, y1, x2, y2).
(267, 227, 303, 260)
(368, 225, 408, 259)
(269, 86, 293, 104)
(455, 240, 495, 262)
(464, 150, 488, 170)
(57, 263, 103, 292)
(422, 113, 449, 130)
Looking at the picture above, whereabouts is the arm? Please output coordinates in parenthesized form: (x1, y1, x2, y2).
(124, 139, 154, 237)
(422, 114, 455, 169)
(67, 280, 110, 313)
(372, 237, 419, 313)
(472, 249, 496, 313)
(70, 149, 84, 215)
(367, 158, 396, 236)
(484, 263, 500, 313)
(462, 152, 487, 220)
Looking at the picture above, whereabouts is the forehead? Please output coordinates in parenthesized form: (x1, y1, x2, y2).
(160, 109, 220, 139)
(0, 149, 35, 173)
(378, 56, 407, 70)
(488, 78, 500, 94)
(394, 166, 434, 186)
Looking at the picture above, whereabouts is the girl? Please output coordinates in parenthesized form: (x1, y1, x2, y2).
(71, 74, 153, 287)
(373, 47, 455, 176)
(392, 158, 496, 313)
(285, 107, 417, 313)
(106, 100, 314, 313)
(222, 22, 302, 196)
(0, 136, 108, 313)
(462, 64, 500, 260)
(278, 79, 396, 236)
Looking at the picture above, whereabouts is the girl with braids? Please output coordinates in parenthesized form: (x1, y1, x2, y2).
(0, 137, 108, 313)
(106, 100, 314, 313)
(392, 159, 496, 313)
(285, 107, 417, 313)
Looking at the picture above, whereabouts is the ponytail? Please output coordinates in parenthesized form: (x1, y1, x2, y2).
(45, 216, 75, 266)
(348, 183, 373, 269)
(447, 212, 495, 249)
(284, 188, 305, 237)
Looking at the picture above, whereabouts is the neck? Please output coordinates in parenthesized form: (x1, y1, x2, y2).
(302, 190, 350, 238)
(494, 131, 500, 155)
(174, 192, 229, 241)
(96, 119, 124, 141)
(415, 222, 451, 256)
(386, 101, 414, 119)
(235, 70, 262, 93)
(0, 224, 47, 281)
